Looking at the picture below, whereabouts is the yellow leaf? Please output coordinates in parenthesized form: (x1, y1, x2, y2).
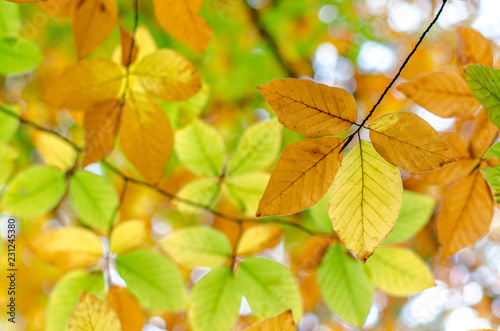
(83, 99, 123, 166)
(30, 228, 102, 271)
(73, 0, 118, 59)
(33, 131, 78, 171)
(470, 108, 499, 158)
(363, 246, 435, 296)
(68, 291, 122, 331)
(456, 27, 494, 68)
(119, 27, 138, 67)
(131, 49, 201, 102)
(436, 172, 494, 258)
(110, 220, 149, 254)
(244, 310, 296, 331)
(5, 0, 46, 3)
(397, 71, 480, 118)
(153, 0, 212, 53)
(257, 78, 358, 138)
(257, 137, 344, 216)
(45, 58, 124, 110)
(369, 112, 456, 172)
(329, 140, 403, 262)
(236, 225, 283, 256)
(107, 286, 144, 331)
(119, 93, 173, 185)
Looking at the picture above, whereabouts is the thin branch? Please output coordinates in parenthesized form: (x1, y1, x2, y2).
(341, 0, 448, 151)
(0, 106, 332, 238)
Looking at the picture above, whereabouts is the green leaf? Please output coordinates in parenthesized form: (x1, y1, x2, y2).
(464, 64, 500, 128)
(175, 119, 226, 177)
(189, 266, 241, 331)
(483, 141, 500, 159)
(227, 119, 281, 175)
(69, 171, 119, 231)
(175, 177, 220, 214)
(317, 244, 373, 328)
(308, 193, 333, 231)
(115, 249, 186, 311)
(3, 165, 66, 217)
(384, 191, 436, 244)
(161, 226, 232, 269)
(236, 257, 302, 321)
(225, 171, 269, 215)
(47, 270, 105, 331)
(0, 1, 20, 37)
(0, 105, 20, 142)
(0, 37, 43, 75)
(481, 165, 500, 203)
(0, 144, 16, 186)
(363, 246, 435, 297)
(160, 83, 210, 130)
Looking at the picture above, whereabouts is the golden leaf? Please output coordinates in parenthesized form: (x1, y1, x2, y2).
(257, 137, 344, 216)
(369, 112, 456, 172)
(30, 228, 102, 271)
(329, 140, 403, 262)
(33, 131, 78, 171)
(44, 58, 124, 110)
(73, 0, 118, 59)
(5, 0, 47, 3)
(470, 108, 499, 158)
(257, 78, 357, 138)
(107, 286, 144, 331)
(397, 71, 480, 118)
(131, 49, 201, 102)
(236, 225, 283, 256)
(119, 93, 173, 185)
(153, 0, 212, 53)
(119, 27, 138, 67)
(436, 172, 494, 258)
(68, 291, 122, 331)
(244, 310, 296, 331)
(456, 27, 494, 68)
(83, 99, 122, 166)
(110, 220, 149, 254)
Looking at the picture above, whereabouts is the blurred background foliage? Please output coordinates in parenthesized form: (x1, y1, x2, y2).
(1, 0, 500, 330)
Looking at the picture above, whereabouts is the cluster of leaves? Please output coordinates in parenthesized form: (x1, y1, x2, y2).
(1, 0, 500, 330)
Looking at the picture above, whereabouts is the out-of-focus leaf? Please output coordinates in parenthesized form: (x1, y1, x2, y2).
(131, 49, 201, 101)
(236, 224, 283, 256)
(110, 220, 148, 254)
(107, 286, 145, 331)
(369, 112, 456, 172)
(119, 93, 173, 185)
(73, 0, 118, 59)
(329, 140, 403, 262)
(0, 105, 20, 142)
(175, 177, 220, 214)
(236, 257, 302, 321)
(189, 267, 241, 331)
(153, 0, 212, 53)
(258, 78, 357, 138)
(363, 246, 435, 296)
(384, 191, 436, 244)
(3, 166, 66, 217)
(161, 226, 231, 269)
(228, 119, 281, 175)
(483, 142, 500, 160)
(257, 137, 343, 216)
(119, 27, 138, 67)
(175, 119, 226, 177)
(69, 171, 119, 231)
(30, 228, 102, 271)
(33, 131, 78, 171)
(225, 172, 269, 215)
(115, 249, 186, 311)
(0, 144, 16, 186)
(0, 1, 20, 36)
(0, 37, 43, 75)
(244, 310, 296, 331)
(68, 291, 122, 331)
(47, 270, 105, 331)
(318, 244, 373, 328)
(456, 26, 494, 68)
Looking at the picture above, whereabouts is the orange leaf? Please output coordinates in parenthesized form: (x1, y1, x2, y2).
(257, 137, 344, 216)
(83, 99, 123, 166)
(73, 0, 118, 59)
(470, 108, 499, 158)
(257, 78, 358, 138)
(436, 172, 494, 258)
(456, 27, 494, 68)
(107, 286, 144, 331)
(120, 27, 138, 67)
(244, 310, 296, 331)
(119, 93, 173, 185)
(397, 71, 480, 118)
(369, 112, 456, 172)
(153, 0, 212, 53)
